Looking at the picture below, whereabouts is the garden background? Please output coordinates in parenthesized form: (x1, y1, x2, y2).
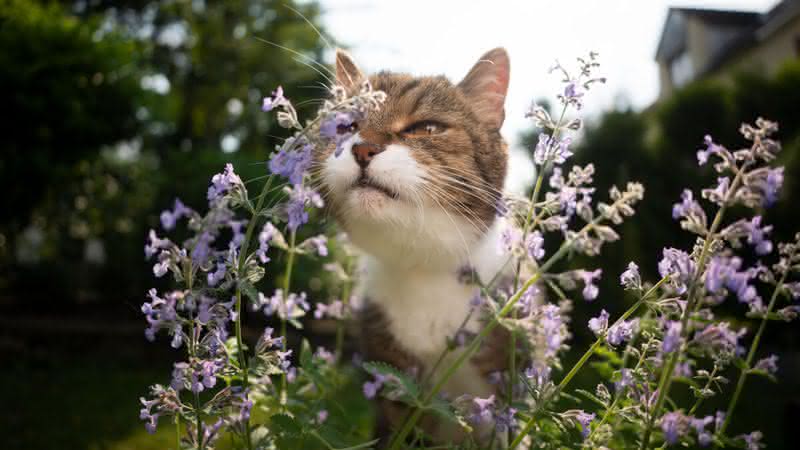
(1, 1, 799, 449)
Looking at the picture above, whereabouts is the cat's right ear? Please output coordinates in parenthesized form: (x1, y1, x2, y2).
(335, 49, 365, 90)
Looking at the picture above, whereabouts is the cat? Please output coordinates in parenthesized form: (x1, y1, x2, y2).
(315, 47, 514, 443)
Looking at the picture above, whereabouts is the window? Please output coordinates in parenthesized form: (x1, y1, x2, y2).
(670, 51, 694, 87)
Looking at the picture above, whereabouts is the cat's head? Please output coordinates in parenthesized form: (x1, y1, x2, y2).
(316, 48, 510, 267)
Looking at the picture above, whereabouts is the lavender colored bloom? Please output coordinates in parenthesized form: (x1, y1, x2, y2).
(495, 407, 518, 433)
(317, 410, 329, 424)
(745, 216, 773, 255)
(754, 354, 778, 375)
(160, 198, 191, 230)
(139, 397, 160, 434)
(145, 229, 171, 259)
(525, 230, 545, 260)
(576, 269, 602, 301)
(207, 163, 243, 203)
(658, 248, 696, 294)
(228, 219, 247, 251)
(672, 189, 702, 220)
(525, 364, 552, 386)
(662, 321, 683, 354)
(784, 282, 800, 300)
(533, 133, 573, 165)
(286, 185, 323, 231)
(615, 368, 634, 392)
(207, 262, 226, 286)
(261, 86, 286, 112)
(588, 309, 610, 337)
(697, 134, 721, 166)
(575, 411, 595, 438)
(763, 167, 783, 206)
(471, 395, 496, 425)
(692, 322, 745, 359)
(269, 141, 312, 186)
(691, 415, 714, 447)
(363, 374, 387, 399)
(314, 300, 345, 319)
(191, 231, 215, 265)
(739, 431, 764, 450)
(620, 261, 641, 290)
(606, 319, 639, 346)
(660, 411, 687, 445)
(256, 222, 277, 264)
(499, 224, 522, 254)
(320, 112, 355, 157)
(307, 235, 328, 256)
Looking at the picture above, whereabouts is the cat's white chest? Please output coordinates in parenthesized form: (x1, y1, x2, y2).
(365, 266, 478, 360)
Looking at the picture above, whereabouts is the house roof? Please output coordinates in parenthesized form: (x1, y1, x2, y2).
(655, 1, 800, 76)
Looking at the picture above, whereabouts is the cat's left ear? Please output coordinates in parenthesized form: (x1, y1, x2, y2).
(458, 48, 510, 129)
(335, 48, 365, 90)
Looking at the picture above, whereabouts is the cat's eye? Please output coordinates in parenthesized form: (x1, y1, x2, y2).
(401, 121, 447, 137)
(337, 122, 358, 134)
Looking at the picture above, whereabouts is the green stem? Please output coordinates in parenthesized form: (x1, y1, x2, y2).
(510, 276, 670, 449)
(194, 390, 203, 450)
(335, 258, 354, 363)
(232, 175, 274, 450)
(175, 415, 181, 450)
(689, 364, 718, 416)
(280, 230, 297, 405)
(638, 165, 748, 450)
(718, 271, 788, 437)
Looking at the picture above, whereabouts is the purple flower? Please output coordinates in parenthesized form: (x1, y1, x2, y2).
(363, 374, 387, 399)
(697, 134, 721, 166)
(577, 269, 602, 301)
(672, 189, 702, 220)
(307, 235, 328, 256)
(691, 415, 714, 447)
(160, 198, 192, 230)
(763, 167, 783, 206)
(662, 321, 683, 354)
(744, 216, 773, 255)
(607, 319, 639, 346)
(145, 229, 171, 259)
(499, 224, 522, 254)
(525, 364, 552, 386)
(692, 322, 745, 359)
(286, 185, 323, 231)
(207, 163, 243, 203)
(738, 431, 764, 450)
(615, 368, 634, 392)
(588, 309, 609, 337)
(525, 231, 545, 260)
(269, 141, 312, 186)
(262, 86, 286, 112)
(139, 397, 160, 434)
(533, 133, 573, 165)
(314, 300, 346, 320)
(706, 256, 759, 304)
(256, 222, 277, 263)
(753, 354, 778, 375)
(320, 112, 355, 157)
(658, 248, 696, 294)
(471, 395, 496, 425)
(207, 262, 226, 287)
(660, 411, 688, 445)
(317, 410, 329, 424)
(495, 407, 518, 433)
(575, 411, 595, 438)
(620, 261, 641, 290)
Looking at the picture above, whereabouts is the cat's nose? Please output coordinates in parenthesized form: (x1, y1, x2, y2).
(351, 143, 385, 168)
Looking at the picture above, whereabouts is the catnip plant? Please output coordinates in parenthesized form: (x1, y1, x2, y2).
(139, 53, 799, 450)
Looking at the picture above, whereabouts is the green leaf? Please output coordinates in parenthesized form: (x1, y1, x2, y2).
(238, 280, 260, 307)
(362, 361, 420, 401)
(575, 389, 608, 408)
(270, 413, 303, 436)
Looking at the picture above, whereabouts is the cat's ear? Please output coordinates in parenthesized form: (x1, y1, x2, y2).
(458, 48, 510, 129)
(335, 48, 365, 90)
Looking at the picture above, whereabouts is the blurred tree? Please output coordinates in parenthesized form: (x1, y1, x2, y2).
(0, 0, 331, 302)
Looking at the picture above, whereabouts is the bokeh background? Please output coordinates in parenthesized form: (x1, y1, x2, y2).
(1, 1, 799, 449)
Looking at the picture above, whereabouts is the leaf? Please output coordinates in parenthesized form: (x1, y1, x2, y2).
(575, 389, 608, 408)
(238, 280, 260, 307)
(270, 413, 303, 436)
(362, 361, 420, 401)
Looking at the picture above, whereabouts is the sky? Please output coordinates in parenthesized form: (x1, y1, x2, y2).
(317, 0, 780, 191)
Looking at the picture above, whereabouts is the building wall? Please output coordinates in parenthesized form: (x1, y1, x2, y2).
(724, 14, 800, 77)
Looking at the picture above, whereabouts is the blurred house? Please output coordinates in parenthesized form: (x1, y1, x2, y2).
(655, 0, 800, 99)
